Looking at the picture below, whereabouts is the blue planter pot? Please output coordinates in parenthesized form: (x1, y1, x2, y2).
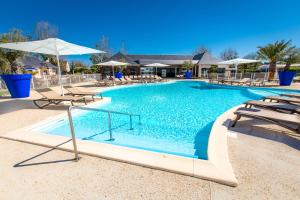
(185, 71, 192, 79)
(278, 71, 296, 86)
(1, 74, 32, 98)
(115, 72, 123, 78)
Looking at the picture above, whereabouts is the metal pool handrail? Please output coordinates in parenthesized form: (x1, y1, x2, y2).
(67, 105, 142, 161)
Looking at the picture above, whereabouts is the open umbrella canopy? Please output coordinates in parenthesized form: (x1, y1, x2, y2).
(96, 61, 129, 84)
(144, 63, 170, 75)
(218, 58, 260, 65)
(144, 63, 170, 67)
(218, 58, 261, 79)
(0, 38, 103, 55)
(0, 38, 104, 95)
(96, 60, 129, 66)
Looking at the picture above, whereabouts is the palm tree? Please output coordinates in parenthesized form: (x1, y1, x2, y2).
(257, 40, 295, 80)
(284, 48, 300, 71)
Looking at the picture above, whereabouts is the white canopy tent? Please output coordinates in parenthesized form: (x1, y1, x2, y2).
(144, 63, 170, 75)
(96, 60, 129, 84)
(0, 38, 104, 94)
(218, 58, 261, 79)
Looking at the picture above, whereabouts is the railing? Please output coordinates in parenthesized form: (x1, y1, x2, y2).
(31, 73, 102, 89)
(67, 106, 141, 160)
(205, 72, 270, 81)
(0, 73, 103, 92)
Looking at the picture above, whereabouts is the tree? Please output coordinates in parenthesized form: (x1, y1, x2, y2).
(193, 45, 211, 55)
(182, 60, 194, 70)
(208, 66, 218, 73)
(0, 28, 28, 73)
(69, 61, 89, 74)
(33, 21, 59, 64)
(0, 57, 10, 74)
(90, 35, 112, 64)
(34, 21, 59, 40)
(257, 40, 295, 79)
(120, 41, 127, 54)
(284, 48, 300, 71)
(220, 48, 238, 60)
(243, 52, 258, 60)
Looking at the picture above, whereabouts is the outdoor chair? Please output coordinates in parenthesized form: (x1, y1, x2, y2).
(231, 107, 300, 133)
(244, 100, 300, 114)
(111, 77, 124, 85)
(281, 93, 300, 99)
(250, 78, 266, 87)
(125, 76, 138, 83)
(154, 75, 163, 81)
(263, 95, 300, 104)
(119, 77, 130, 84)
(231, 78, 251, 86)
(64, 85, 102, 101)
(95, 79, 113, 87)
(33, 88, 87, 109)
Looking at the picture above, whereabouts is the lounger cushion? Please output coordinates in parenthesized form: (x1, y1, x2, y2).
(246, 100, 300, 112)
(234, 107, 300, 124)
(265, 96, 300, 104)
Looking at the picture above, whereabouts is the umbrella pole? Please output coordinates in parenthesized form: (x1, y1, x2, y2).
(56, 54, 64, 96)
(235, 64, 238, 80)
(112, 65, 115, 85)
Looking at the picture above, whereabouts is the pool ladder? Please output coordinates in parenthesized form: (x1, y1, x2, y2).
(67, 106, 141, 160)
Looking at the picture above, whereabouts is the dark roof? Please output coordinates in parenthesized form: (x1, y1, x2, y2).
(107, 52, 138, 65)
(107, 52, 221, 66)
(108, 52, 193, 64)
(14, 55, 57, 68)
(139, 59, 198, 65)
(196, 52, 222, 65)
(128, 54, 193, 61)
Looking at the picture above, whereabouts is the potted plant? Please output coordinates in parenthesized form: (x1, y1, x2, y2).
(183, 60, 193, 79)
(0, 29, 33, 98)
(0, 64, 32, 98)
(257, 40, 296, 85)
(278, 48, 300, 86)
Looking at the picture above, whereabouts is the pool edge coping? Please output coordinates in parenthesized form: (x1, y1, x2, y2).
(1, 81, 239, 187)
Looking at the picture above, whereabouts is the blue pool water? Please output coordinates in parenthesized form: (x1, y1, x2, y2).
(37, 81, 299, 159)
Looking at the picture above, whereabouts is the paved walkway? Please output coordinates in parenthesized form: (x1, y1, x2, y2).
(0, 83, 299, 199)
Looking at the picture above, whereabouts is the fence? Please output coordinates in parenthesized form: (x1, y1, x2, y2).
(204, 72, 270, 81)
(0, 74, 102, 91)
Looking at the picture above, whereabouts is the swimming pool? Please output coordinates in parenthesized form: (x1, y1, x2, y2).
(36, 81, 299, 159)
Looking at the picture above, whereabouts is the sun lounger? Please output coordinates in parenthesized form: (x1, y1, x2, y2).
(231, 78, 251, 85)
(231, 107, 300, 133)
(33, 88, 87, 109)
(245, 100, 300, 114)
(263, 95, 300, 104)
(154, 75, 163, 82)
(280, 93, 300, 99)
(176, 75, 184, 79)
(250, 79, 266, 87)
(95, 79, 113, 87)
(124, 76, 132, 81)
(223, 78, 236, 85)
(215, 77, 225, 84)
(119, 77, 129, 84)
(64, 85, 102, 101)
(110, 77, 124, 85)
(125, 76, 139, 83)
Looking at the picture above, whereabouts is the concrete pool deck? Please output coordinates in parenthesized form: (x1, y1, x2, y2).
(0, 82, 300, 199)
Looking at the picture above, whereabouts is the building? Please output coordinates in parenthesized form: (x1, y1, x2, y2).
(106, 52, 226, 77)
(14, 55, 57, 78)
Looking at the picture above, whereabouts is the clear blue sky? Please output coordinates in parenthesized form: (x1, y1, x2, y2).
(1, 0, 300, 63)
